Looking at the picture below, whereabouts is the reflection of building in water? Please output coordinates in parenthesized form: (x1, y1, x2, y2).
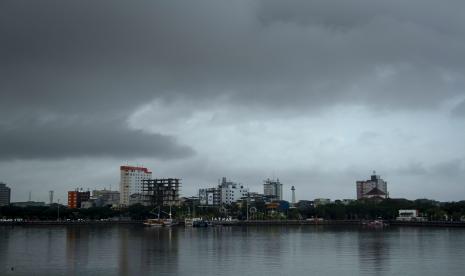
(357, 231, 390, 274)
(118, 227, 180, 275)
(66, 227, 90, 273)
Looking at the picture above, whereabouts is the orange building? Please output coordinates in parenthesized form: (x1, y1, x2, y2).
(68, 190, 90, 208)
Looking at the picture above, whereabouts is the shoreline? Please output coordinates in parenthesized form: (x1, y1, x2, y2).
(1, 219, 465, 227)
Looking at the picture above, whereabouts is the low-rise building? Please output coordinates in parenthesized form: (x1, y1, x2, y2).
(396, 209, 426, 221)
(68, 190, 91, 209)
(296, 200, 314, 209)
(314, 198, 331, 207)
(92, 189, 120, 207)
(11, 201, 45, 207)
(199, 187, 221, 206)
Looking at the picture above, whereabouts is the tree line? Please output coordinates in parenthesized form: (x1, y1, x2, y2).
(1, 198, 465, 221)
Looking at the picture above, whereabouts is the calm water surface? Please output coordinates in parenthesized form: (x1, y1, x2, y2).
(1, 225, 464, 275)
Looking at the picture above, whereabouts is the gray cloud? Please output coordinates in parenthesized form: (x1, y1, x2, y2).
(0, 116, 194, 160)
(2, 0, 465, 114)
(1, 1, 464, 201)
(451, 99, 465, 117)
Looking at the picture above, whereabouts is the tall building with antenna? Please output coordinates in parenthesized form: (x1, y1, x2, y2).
(263, 178, 283, 201)
(356, 171, 388, 200)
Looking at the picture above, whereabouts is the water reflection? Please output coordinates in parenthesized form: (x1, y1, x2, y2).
(119, 226, 179, 275)
(357, 229, 390, 275)
(1, 225, 465, 275)
(66, 226, 90, 272)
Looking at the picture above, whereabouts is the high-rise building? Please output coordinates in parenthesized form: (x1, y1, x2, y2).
(356, 171, 388, 200)
(119, 166, 152, 206)
(263, 178, 283, 201)
(0, 183, 11, 206)
(68, 190, 91, 209)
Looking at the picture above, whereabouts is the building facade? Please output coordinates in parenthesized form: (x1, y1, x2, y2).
(142, 178, 181, 206)
(199, 177, 249, 206)
(356, 172, 388, 200)
(199, 187, 221, 206)
(92, 189, 120, 207)
(119, 166, 152, 206)
(68, 190, 91, 209)
(263, 178, 283, 201)
(219, 177, 249, 205)
(0, 183, 11, 206)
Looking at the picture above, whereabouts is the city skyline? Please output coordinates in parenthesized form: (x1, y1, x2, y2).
(0, 167, 428, 204)
(1, 1, 465, 203)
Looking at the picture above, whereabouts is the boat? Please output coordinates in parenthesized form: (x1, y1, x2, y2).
(143, 218, 166, 227)
(144, 206, 178, 227)
(184, 217, 202, 227)
(192, 219, 209, 228)
(363, 219, 389, 228)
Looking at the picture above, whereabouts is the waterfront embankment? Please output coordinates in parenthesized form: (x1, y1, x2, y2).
(2, 219, 465, 227)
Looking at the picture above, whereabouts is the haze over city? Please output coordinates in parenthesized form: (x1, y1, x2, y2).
(1, 0, 465, 203)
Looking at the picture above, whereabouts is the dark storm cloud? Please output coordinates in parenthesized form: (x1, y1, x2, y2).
(1, 0, 465, 161)
(0, 117, 194, 160)
(2, 0, 465, 110)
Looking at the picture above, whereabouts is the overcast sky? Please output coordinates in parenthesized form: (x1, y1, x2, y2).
(1, 0, 465, 203)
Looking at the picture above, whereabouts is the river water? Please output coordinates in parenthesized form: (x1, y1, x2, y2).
(1, 225, 464, 275)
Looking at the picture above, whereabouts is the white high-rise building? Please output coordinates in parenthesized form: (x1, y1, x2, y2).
(119, 165, 152, 206)
(219, 177, 249, 205)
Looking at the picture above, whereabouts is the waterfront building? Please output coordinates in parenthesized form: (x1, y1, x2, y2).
(199, 177, 249, 206)
(0, 183, 11, 206)
(120, 165, 152, 206)
(68, 190, 91, 209)
(356, 171, 388, 200)
(263, 178, 283, 201)
(219, 177, 249, 205)
(396, 209, 426, 221)
(141, 178, 181, 206)
(92, 189, 120, 207)
(199, 187, 221, 206)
